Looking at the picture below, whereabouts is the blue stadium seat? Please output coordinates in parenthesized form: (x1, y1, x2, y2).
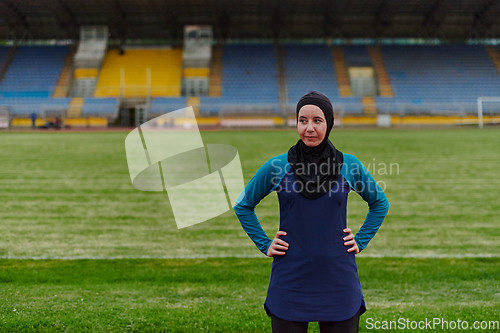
(221, 44, 279, 105)
(0, 97, 70, 115)
(344, 45, 373, 67)
(378, 45, 500, 114)
(198, 44, 280, 115)
(284, 44, 364, 114)
(150, 97, 188, 114)
(0, 45, 68, 98)
(81, 98, 119, 115)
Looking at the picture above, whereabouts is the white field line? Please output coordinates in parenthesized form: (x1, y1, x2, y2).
(0, 253, 499, 260)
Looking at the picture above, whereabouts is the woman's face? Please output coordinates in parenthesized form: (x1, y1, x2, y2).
(297, 105, 327, 147)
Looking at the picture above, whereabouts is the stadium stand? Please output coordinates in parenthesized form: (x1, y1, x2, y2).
(284, 44, 363, 114)
(208, 45, 223, 97)
(341, 46, 380, 114)
(376, 45, 500, 114)
(486, 46, 500, 74)
(150, 97, 188, 115)
(183, 68, 209, 78)
(285, 44, 339, 103)
(344, 45, 373, 67)
(368, 46, 394, 97)
(221, 44, 278, 104)
(199, 44, 280, 115)
(74, 68, 98, 79)
(186, 96, 200, 115)
(0, 46, 12, 78)
(331, 46, 352, 97)
(1, 3, 499, 129)
(81, 97, 119, 115)
(0, 46, 68, 98)
(93, 49, 182, 98)
(52, 46, 76, 98)
(1, 42, 500, 124)
(0, 97, 70, 115)
(198, 96, 222, 115)
(66, 97, 84, 118)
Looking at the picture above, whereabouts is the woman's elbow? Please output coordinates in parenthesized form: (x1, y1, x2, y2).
(234, 202, 254, 217)
(381, 197, 389, 216)
(384, 201, 389, 216)
(233, 203, 245, 217)
(369, 196, 389, 216)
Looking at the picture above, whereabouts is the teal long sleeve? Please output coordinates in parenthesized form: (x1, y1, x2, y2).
(233, 154, 289, 255)
(342, 154, 390, 252)
(234, 152, 389, 255)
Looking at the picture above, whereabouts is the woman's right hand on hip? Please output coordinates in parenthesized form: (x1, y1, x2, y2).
(267, 231, 289, 257)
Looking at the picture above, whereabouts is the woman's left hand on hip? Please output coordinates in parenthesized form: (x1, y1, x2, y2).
(343, 228, 359, 254)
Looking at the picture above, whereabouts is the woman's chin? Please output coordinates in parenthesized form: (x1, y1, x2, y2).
(303, 139, 320, 147)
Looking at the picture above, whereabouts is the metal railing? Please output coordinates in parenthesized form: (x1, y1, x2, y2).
(375, 102, 500, 116)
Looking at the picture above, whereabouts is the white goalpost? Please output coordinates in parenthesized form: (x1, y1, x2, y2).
(477, 97, 500, 129)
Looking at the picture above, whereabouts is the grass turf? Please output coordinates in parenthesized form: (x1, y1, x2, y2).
(0, 258, 499, 332)
(0, 128, 499, 331)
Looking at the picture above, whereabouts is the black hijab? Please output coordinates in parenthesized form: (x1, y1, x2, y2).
(287, 90, 344, 200)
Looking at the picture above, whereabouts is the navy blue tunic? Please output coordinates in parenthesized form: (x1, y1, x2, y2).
(234, 152, 388, 323)
(264, 170, 366, 322)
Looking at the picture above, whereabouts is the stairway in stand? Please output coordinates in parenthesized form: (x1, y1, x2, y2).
(53, 46, 77, 98)
(486, 46, 500, 75)
(67, 97, 84, 118)
(208, 45, 223, 97)
(0, 46, 17, 82)
(362, 96, 377, 115)
(331, 46, 352, 96)
(368, 46, 394, 97)
(187, 96, 201, 116)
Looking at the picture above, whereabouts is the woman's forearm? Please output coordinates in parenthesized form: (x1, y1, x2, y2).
(234, 203, 273, 255)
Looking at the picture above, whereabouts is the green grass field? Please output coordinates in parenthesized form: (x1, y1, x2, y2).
(0, 128, 499, 332)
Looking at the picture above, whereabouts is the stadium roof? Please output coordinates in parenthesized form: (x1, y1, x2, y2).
(0, 0, 499, 41)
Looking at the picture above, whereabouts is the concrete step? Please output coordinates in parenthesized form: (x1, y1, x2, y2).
(331, 46, 352, 96)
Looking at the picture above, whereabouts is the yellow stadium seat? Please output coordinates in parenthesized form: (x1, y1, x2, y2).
(88, 117, 108, 127)
(184, 68, 209, 78)
(94, 49, 183, 98)
(11, 118, 47, 127)
(11, 118, 33, 127)
(65, 118, 88, 127)
(74, 68, 98, 79)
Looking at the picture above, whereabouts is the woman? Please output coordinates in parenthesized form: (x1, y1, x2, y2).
(234, 90, 389, 333)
